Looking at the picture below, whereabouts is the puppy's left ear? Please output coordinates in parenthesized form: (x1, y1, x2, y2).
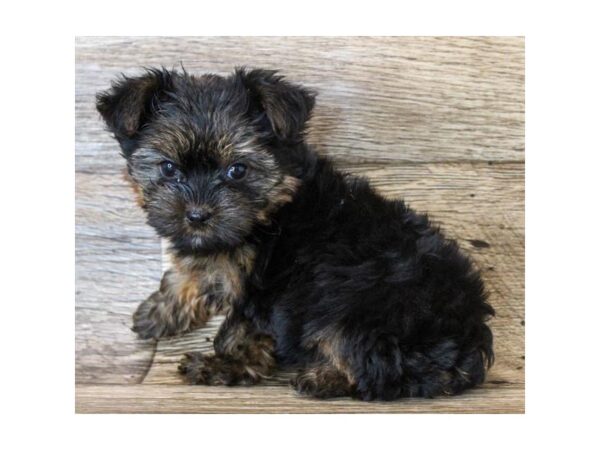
(237, 68, 316, 141)
(96, 68, 174, 157)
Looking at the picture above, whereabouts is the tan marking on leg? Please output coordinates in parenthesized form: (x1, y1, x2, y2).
(168, 244, 256, 317)
(309, 327, 357, 385)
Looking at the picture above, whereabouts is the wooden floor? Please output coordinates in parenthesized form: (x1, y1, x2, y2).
(75, 36, 524, 413)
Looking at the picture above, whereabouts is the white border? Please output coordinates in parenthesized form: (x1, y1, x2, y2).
(2, 0, 600, 448)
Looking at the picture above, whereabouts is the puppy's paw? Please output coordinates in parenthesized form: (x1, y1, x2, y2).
(131, 291, 174, 339)
(177, 352, 209, 383)
(291, 367, 352, 399)
(292, 369, 334, 398)
(178, 352, 257, 386)
(291, 370, 319, 396)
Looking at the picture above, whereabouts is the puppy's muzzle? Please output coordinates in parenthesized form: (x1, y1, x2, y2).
(185, 206, 213, 227)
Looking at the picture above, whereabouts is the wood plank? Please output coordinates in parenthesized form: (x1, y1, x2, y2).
(75, 36, 523, 165)
(75, 171, 161, 383)
(75, 383, 524, 413)
(143, 161, 524, 408)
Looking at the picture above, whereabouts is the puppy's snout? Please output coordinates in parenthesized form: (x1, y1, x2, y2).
(185, 207, 212, 226)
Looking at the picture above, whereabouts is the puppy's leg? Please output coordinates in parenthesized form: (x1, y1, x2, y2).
(307, 330, 490, 401)
(178, 310, 276, 386)
(291, 363, 354, 399)
(291, 330, 355, 398)
(132, 269, 212, 339)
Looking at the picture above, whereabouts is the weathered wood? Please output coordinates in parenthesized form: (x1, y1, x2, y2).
(75, 171, 161, 383)
(75, 383, 524, 414)
(75, 36, 524, 165)
(75, 55, 163, 383)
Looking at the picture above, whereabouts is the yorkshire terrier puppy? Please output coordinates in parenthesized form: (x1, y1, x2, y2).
(96, 67, 494, 401)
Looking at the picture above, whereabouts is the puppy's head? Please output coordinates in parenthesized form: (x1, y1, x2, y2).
(96, 67, 315, 254)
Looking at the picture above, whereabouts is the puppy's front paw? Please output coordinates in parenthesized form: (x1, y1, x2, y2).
(177, 352, 212, 384)
(131, 291, 172, 339)
(178, 352, 256, 386)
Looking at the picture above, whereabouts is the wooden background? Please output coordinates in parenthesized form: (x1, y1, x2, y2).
(75, 36, 524, 413)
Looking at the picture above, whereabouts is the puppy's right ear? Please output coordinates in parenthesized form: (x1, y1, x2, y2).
(235, 68, 316, 142)
(96, 68, 174, 157)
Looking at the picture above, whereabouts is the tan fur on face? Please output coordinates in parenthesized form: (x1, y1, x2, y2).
(257, 175, 301, 223)
(123, 168, 145, 208)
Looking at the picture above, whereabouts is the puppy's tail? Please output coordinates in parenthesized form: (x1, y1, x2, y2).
(351, 325, 494, 401)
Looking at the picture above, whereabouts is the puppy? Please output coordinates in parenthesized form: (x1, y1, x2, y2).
(96, 67, 494, 400)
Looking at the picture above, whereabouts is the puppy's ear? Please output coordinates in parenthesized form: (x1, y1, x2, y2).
(96, 68, 174, 157)
(236, 68, 316, 141)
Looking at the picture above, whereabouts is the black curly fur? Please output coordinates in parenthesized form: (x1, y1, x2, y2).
(97, 67, 494, 401)
(246, 155, 495, 399)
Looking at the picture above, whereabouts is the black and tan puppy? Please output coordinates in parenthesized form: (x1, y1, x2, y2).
(96, 68, 494, 400)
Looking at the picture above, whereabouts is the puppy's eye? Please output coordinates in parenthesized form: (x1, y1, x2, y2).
(226, 163, 247, 180)
(159, 161, 178, 179)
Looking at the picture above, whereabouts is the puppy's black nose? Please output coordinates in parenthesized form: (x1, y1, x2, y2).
(186, 208, 212, 225)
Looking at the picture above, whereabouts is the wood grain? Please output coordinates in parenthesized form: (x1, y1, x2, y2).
(75, 36, 524, 412)
(75, 171, 161, 383)
(76, 383, 524, 414)
(76, 36, 524, 165)
(76, 50, 163, 383)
